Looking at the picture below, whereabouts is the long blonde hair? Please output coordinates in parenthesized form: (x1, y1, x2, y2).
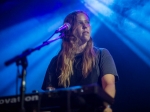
(57, 11, 96, 87)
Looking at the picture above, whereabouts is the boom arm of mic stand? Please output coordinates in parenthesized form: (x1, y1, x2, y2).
(4, 34, 63, 112)
(5, 34, 63, 66)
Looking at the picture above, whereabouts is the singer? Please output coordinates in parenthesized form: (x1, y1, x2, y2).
(42, 10, 119, 112)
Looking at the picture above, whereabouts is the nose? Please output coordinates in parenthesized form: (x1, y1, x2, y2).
(82, 23, 88, 29)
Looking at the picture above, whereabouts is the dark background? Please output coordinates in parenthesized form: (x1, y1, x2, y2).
(0, 0, 150, 112)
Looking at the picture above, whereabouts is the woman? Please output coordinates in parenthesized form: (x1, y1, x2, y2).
(42, 10, 118, 112)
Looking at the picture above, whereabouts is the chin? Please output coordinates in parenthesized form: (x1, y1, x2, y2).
(81, 37, 90, 44)
(84, 36, 90, 42)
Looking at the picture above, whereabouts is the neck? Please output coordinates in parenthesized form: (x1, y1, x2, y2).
(76, 42, 87, 53)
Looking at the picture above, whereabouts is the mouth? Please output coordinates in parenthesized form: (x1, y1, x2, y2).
(83, 31, 89, 34)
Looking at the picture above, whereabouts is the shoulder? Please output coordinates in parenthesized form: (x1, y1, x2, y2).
(93, 46, 110, 55)
(47, 55, 59, 67)
(101, 48, 111, 56)
(52, 55, 58, 61)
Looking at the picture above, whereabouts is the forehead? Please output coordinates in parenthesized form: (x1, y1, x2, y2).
(76, 13, 89, 21)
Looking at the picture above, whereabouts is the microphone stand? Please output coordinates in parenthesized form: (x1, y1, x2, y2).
(4, 33, 64, 112)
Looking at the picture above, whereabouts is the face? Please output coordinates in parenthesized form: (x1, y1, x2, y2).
(73, 13, 91, 45)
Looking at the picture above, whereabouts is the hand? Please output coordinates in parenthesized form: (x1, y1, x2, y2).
(46, 86, 55, 91)
(103, 107, 112, 112)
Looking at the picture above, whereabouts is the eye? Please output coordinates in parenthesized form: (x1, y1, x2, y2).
(77, 21, 90, 25)
(85, 21, 90, 24)
(78, 21, 83, 25)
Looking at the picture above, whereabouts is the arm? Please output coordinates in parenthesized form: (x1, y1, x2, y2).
(42, 56, 58, 90)
(101, 74, 116, 112)
(102, 74, 115, 98)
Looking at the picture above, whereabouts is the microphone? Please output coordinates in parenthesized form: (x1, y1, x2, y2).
(55, 23, 71, 33)
(43, 23, 71, 43)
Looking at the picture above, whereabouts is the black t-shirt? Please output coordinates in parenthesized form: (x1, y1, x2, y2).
(42, 47, 118, 90)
